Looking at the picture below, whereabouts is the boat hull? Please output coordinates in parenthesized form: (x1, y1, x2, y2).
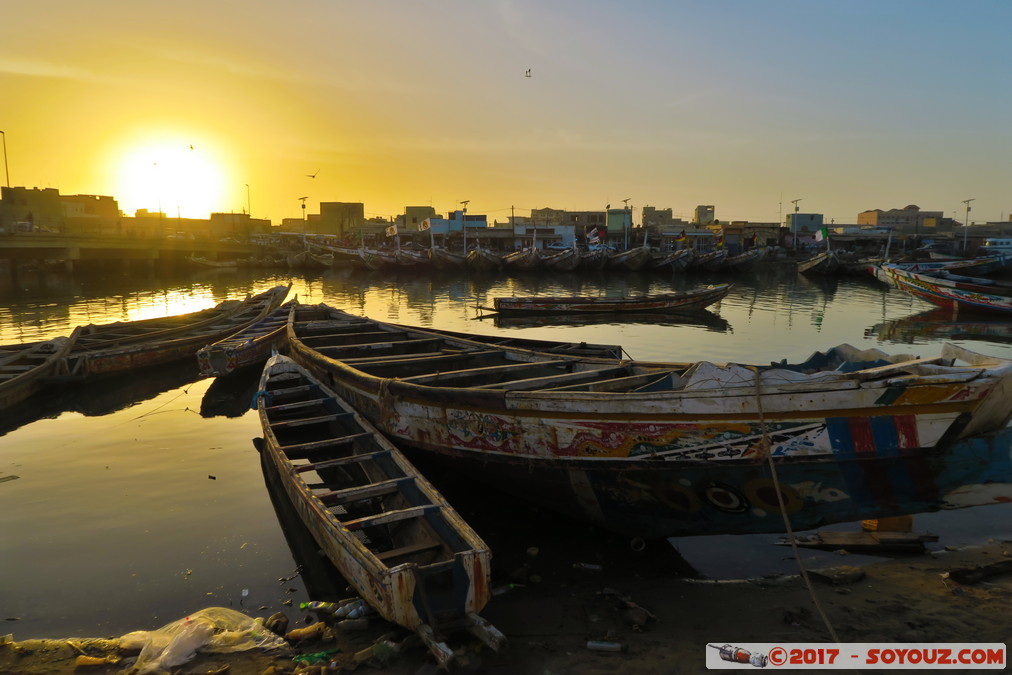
(492, 284, 732, 314)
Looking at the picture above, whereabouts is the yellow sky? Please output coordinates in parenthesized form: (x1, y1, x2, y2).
(2, 1, 1010, 224)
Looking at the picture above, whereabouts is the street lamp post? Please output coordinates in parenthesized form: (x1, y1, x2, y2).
(962, 199, 975, 252)
(245, 184, 251, 216)
(0, 130, 9, 187)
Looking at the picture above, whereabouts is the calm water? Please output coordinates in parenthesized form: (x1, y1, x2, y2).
(2, 264, 1011, 639)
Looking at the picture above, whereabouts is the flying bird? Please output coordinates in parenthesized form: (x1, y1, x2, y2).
(306, 169, 320, 178)
(525, 69, 531, 78)
(189, 145, 194, 150)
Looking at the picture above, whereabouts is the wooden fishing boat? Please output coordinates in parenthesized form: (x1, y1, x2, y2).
(797, 250, 839, 275)
(488, 283, 732, 315)
(430, 246, 467, 271)
(578, 247, 610, 272)
(196, 295, 296, 377)
(255, 354, 504, 667)
(884, 255, 1009, 277)
(482, 308, 731, 332)
(606, 245, 652, 272)
(391, 320, 624, 359)
(186, 255, 237, 269)
(395, 248, 431, 270)
(286, 304, 1012, 540)
(465, 246, 503, 273)
(686, 248, 727, 272)
(878, 264, 1012, 315)
(502, 247, 541, 272)
(541, 247, 580, 273)
(644, 249, 692, 273)
(724, 248, 764, 272)
(0, 331, 78, 409)
(56, 285, 291, 379)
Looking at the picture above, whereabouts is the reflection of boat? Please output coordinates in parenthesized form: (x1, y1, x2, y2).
(196, 293, 295, 377)
(58, 285, 291, 380)
(0, 332, 77, 409)
(879, 264, 1012, 315)
(867, 307, 1012, 345)
(288, 304, 1012, 539)
(256, 355, 503, 667)
(186, 255, 237, 269)
(200, 365, 262, 418)
(488, 283, 732, 315)
(484, 308, 731, 332)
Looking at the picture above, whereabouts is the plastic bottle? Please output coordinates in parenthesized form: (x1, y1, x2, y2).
(299, 601, 341, 614)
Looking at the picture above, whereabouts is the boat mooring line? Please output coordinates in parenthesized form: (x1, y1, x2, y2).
(752, 366, 840, 644)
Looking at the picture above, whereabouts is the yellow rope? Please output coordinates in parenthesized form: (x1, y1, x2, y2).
(751, 366, 840, 643)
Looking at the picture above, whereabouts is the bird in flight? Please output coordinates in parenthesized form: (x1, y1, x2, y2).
(189, 145, 194, 150)
(525, 69, 531, 78)
(306, 169, 320, 178)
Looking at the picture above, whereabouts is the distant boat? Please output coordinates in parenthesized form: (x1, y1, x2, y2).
(541, 247, 581, 272)
(577, 247, 610, 272)
(644, 249, 692, 273)
(488, 283, 732, 315)
(430, 246, 467, 271)
(606, 245, 652, 272)
(465, 246, 503, 273)
(187, 255, 237, 269)
(502, 247, 542, 272)
(797, 250, 839, 275)
(724, 248, 764, 272)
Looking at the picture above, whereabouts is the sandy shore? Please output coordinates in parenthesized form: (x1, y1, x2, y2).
(2, 531, 1009, 675)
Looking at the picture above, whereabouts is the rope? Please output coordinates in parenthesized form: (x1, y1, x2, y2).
(750, 366, 840, 643)
(250, 389, 273, 411)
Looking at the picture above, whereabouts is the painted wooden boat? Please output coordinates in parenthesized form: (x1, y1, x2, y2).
(879, 264, 1012, 315)
(724, 248, 764, 272)
(885, 255, 1009, 277)
(502, 247, 542, 272)
(606, 245, 652, 272)
(0, 331, 78, 409)
(686, 248, 727, 272)
(578, 247, 610, 272)
(541, 247, 581, 272)
(57, 285, 291, 379)
(196, 295, 296, 377)
(644, 249, 692, 273)
(483, 308, 731, 332)
(286, 303, 1012, 539)
(465, 246, 503, 273)
(255, 354, 504, 667)
(489, 283, 732, 315)
(797, 250, 839, 275)
(430, 246, 467, 271)
(395, 248, 431, 270)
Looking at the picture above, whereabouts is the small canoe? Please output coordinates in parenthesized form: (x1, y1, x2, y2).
(489, 283, 732, 315)
(186, 255, 237, 269)
(255, 354, 504, 668)
(196, 297, 297, 377)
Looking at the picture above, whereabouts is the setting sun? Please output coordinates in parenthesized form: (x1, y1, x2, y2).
(108, 134, 231, 219)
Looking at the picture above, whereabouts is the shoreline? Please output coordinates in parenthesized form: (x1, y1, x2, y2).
(3, 539, 1008, 674)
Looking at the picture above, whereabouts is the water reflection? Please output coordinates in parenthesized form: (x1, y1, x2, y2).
(479, 308, 731, 332)
(867, 307, 1012, 346)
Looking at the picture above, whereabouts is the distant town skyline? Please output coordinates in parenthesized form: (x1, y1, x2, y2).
(2, 1, 1009, 225)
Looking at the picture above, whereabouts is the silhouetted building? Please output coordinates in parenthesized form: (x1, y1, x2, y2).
(694, 205, 715, 225)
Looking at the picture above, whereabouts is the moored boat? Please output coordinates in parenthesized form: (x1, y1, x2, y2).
(489, 283, 732, 315)
(286, 304, 1012, 539)
(57, 285, 291, 379)
(606, 245, 651, 272)
(430, 246, 467, 271)
(797, 250, 839, 275)
(577, 247, 610, 272)
(196, 294, 296, 377)
(255, 354, 504, 667)
(724, 248, 764, 272)
(186, 255, 237, 269)
(0, 332, 78, 409)
(465, 246, 503, 273)
(878, 264, 1012, 315)
(502, 247, 541, 272)
(541, 247, 581, 273)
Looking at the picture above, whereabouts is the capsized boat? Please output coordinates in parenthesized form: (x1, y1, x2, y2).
(255, 354, 504, 668)
(286, 304, 1012, 539)
(487, 283, 731, 315)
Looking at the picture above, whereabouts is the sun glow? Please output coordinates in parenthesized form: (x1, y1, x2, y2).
(110, 135, 230, 219)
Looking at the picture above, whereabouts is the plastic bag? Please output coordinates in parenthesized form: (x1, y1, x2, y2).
(119, 607, 289, 674)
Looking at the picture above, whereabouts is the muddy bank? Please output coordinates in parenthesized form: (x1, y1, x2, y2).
(2, 537, 1009, 675)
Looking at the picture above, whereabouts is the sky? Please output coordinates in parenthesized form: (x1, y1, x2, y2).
(1, 1, 1010, 225)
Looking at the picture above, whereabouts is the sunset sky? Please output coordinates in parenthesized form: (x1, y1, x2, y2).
(2, 1, 1010, 225)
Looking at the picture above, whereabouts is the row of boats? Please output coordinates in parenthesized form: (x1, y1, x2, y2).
(7, 287, 1012, 666)
(194, 244, 767, 275)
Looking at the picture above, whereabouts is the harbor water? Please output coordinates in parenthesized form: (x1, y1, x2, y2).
(2, 264, 1011, 640)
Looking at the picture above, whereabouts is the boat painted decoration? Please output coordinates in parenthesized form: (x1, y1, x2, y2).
(879, 264, 1012, 315)
(286, 304, 1012, 539)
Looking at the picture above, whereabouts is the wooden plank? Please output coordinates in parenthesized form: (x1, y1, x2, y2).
(280, 432, 373, 455)
(472, 365, 628, 391)
(269, 412, 351, 429)
(294, 450, 391, 472)
(375, 540, 443, 561)
(312, 338, 445, 354)
(398, 359, 571, 386)
(549, 371, 674, 393)
(265, 397, 333, 413)
(343, 504, 438, 530)
(318, 477, 412, 504)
